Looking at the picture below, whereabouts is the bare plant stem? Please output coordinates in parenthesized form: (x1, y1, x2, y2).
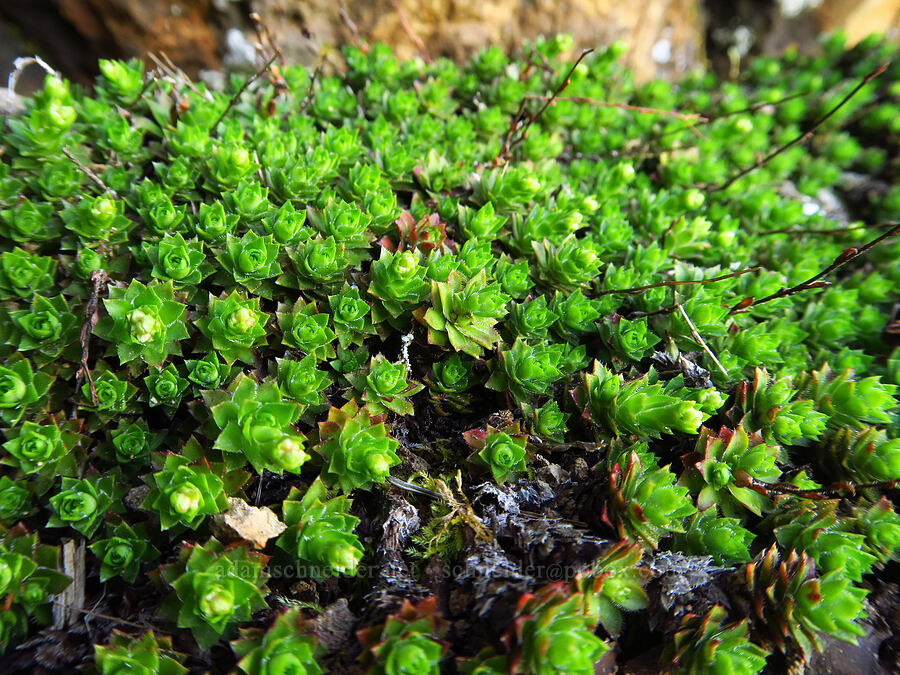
(708, 63, 888, 193)
(61, 147, 116, 197)
(675, 303, 728, 376)
(727, 222, 900, 315)
(75, 270, 109, 405)
(393, 1, 429, 63)
(598, 266, 760, 296)
(524, 94, 708, 136)
(210, 51, 280, 134)
(761, 222, 898, 235)
(496, 48, 594, 164)
(736, 471, 897, 500)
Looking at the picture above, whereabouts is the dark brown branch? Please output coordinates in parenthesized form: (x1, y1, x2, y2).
(530, 437, 606, 453)
(61, 147, 115, 198)
(735, 471, 897, 500)
(761, 222, 898, 235)
(708, 63, 888, 193)
(338, 2, 365, 49)
(524, 94, 708, 135)
(598, 266, 761, 296)
(75, 270, 109, 405)
(392, 1, 430, 63)
(249, 12, 285, 67)
(210, 51, 280, 134)
(495, 48, 594, 164)
(624, 89, 815, 159)
(675, 303, 728, 376)
(727, 222, 900, 315)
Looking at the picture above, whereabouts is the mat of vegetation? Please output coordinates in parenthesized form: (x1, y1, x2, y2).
(0, 29, 898, 674)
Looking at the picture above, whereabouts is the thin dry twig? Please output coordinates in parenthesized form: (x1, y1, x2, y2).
(249, 12, 285, 67)
(150, 52, 212, 102)
(675, 303, 728, 376)
(760, 222, 898, 235)
(613, 89, 814, 160)
(302, 58, 328, 112)
(338, 2, 365, 50)
(210, 50, 280, 133)
(727, 222, 900, 315)
(388, 475, 443, 500)
(524, 94, 708, 137)
(52, 601, 148, 630)
(708, 62, 888, 193)
(75, 270, 109, 405)
(61, 147, 116, 197)
(392, 1, 429, 63)
(736, 471, 897, 500)
(496, 48, 594, 164)
(598, 266, 760, 296)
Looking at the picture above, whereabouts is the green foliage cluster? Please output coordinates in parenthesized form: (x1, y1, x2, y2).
(0, 27, 898, 674)
(357, 597, 449, 675)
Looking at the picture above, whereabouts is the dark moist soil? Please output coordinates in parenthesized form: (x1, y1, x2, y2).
(4, 331, 899, 674)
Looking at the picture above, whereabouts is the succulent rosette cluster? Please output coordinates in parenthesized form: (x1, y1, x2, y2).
(367, 248, 430, 321)
(0, 527, 71, 653)
(89, 521, 158, 582)
(0, 249, 57, 300)
(2, 421, 67, 474)
(276, 478, 364, 579)
(195, 291, 268, 365)
(414, 269, 509, 356)
(185, 352, 232, 392)
(603, 441, 696, 548)
(504, 582, 609, 675)
(486, 338, 568, 406)
(232, 608, 323, 675)
(81, 366, 137, 414)
(276, 354, 333, 413)
(679, 425, 781, 517)
(0, 354, 53, 424)
(276, 297, 336, 360)
(463, 423, 528, 483)
(572, 540, 652, 636)
(576, 362, 708, 439)
(216, 230, 282, 295)
(159, 537, 269, 649)
(283, 236, 351, 291)
(205, 374, 308, 475)
(314, 400, 400, 492)
(6, 293, 78, 362)
(345, 353, 424, 416)
(93, 630, 187, 675)
(329, 285, 375, 347)
(141, 453, 229, 530)
(358, 598, 449, 675)
(93, 280, 188, 366)
(145, 233, 213, 287)
(0, 26, 898, 675)
(425, 352, 477, 414)
(47, 474, 120, 537)
(667, 606, 770, 674)
(739, 545, 867, 656)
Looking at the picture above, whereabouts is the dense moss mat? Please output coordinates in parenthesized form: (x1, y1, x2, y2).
(0, 31, 899, 674)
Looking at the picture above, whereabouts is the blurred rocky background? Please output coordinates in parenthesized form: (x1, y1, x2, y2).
(1, 0, 899, 94)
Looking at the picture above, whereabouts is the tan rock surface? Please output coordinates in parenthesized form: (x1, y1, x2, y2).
(211, 497, 287, 549)
(815, 0, 900, 45)
(253, 0, 705, 81)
